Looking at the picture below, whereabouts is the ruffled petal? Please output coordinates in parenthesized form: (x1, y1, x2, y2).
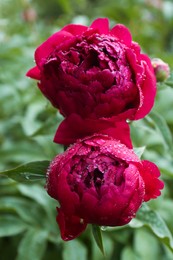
(90, 18, 109, 34)
(141, 53, 154, 71)
(35, 31, 73, 66)
(140, 160, 164, 201)
(26, 66, 41, 80)
(56, 208, 87, 241)
(110, 24, 132, 46)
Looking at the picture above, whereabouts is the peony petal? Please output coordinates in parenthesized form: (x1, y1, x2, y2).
(54, 114, 111, 145)
(47, 155, 80, 215)
(140, 160, 164, 202)
(56, 208, 87, 241)
(61, 24, 88, 35)
(100, 137, 139, 162)
(79, 191, 99, 222)
(53, 113, 133, 148)
(135, 61, 156, 120)
(35, 30, 73, 66)
(26, 66, 41, 80)
(140, 53, 154, 71)
(110, 24, 132, 46)
(100, 121, 133, 149)
(90, 18, 109, 34)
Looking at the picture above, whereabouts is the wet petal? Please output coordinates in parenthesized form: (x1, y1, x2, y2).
(135, 61, 156, 119)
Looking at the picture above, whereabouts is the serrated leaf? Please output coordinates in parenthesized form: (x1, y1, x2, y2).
(0, 215, 27, 237)
(92, 225, 104, 255)
(16, 228, 48, 260)
(135, 203, 173, 252)
(148, 112, 173, 150)
(0, 160, 50, 182)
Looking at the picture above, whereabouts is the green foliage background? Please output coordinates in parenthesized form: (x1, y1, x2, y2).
(0, 0, 173, 259)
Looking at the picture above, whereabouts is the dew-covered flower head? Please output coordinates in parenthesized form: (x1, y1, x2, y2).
(46, 134, 164, 241)
(27, 18, 156, 122)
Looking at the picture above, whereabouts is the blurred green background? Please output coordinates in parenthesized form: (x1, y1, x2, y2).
(1, 0, 173, 259)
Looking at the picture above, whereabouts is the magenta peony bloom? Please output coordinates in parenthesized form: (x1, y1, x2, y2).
(46, 134, 164, 241)
(27, 18, 156, 145)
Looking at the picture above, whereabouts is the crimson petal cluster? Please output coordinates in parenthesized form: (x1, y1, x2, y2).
(27, 18, 156, 145)
(27, 18, 164, 241)
(46, 135, 163, 240)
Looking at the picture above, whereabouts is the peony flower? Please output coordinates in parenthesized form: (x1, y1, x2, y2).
(27, 18, 156, 145)
(46, 134, 164, 241)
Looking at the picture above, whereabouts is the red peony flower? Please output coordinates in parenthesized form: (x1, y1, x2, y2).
(27, 18, 156, 145)
(46, 134, 164, 241)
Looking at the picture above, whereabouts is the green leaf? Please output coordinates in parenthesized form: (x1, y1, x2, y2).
(121, 246, 138, 260)
(165, 72, 173, 88)
(0, 196, 39, 224)
(17, 184, 58, 232)
(148, 111, 173, 150)
(134, 203, 173, 252)
(134, 228, 161, 259)
(92, 225, 105, 255)
(63, 240, 87, 260)
(0, 160, 50, 182)
(134, 146, 146, 158)
(0, 215, 27, 237)
(16, 228, 48, 260)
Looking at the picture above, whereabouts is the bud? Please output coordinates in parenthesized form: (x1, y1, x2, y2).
(152, 58, 170, 82)
(22, 8, 37, 23)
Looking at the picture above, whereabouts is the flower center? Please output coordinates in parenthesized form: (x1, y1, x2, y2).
(84, 168, 104, 189)
(67, 153, 128, 195)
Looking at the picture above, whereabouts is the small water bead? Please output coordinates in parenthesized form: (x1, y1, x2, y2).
(101, 226, 108, 231)
(46, 166, 51, 177)
(80, 218, 84, 224)
(126, 118, 131, 124)
(21, 172, 30, 180)
(20, 172, 46, 181)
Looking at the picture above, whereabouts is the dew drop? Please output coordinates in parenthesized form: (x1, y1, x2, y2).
(20, 172, 30, 180)
(101, 226, 107, 231)
(80, 218, 84, 224)
(126, 119, 131, 124)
